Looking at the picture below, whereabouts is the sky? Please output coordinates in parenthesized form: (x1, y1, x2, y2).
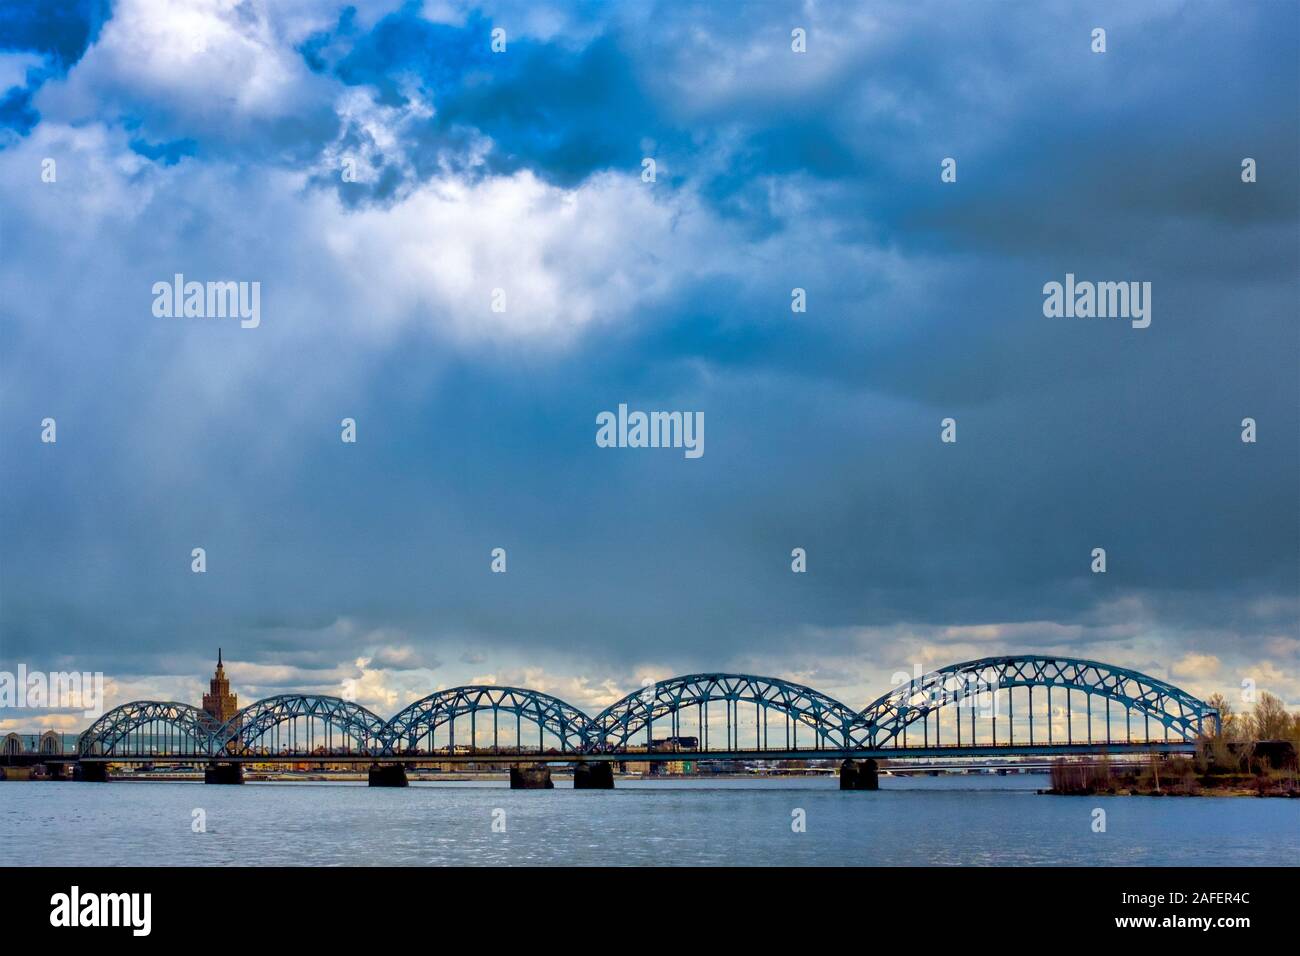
(0, 0, 1297, 731)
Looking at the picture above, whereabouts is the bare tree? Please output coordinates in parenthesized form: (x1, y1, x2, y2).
(1205, 693, 1238, 739)
(1250, 692, 1292, 740)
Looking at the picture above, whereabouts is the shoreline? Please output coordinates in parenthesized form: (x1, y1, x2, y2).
(1040, 786, 1297, 798)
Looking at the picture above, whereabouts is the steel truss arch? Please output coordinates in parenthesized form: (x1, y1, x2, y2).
(219, 695, 388, 755)
(76, 701, 214, 756)
(587, 673, 871, 752)
(382, 686, 594, 755)
(858, 655, 1220, 747)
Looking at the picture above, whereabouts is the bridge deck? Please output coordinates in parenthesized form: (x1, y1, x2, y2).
(23, 741, 1198, 765)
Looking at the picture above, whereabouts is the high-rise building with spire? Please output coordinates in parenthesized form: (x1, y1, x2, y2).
(201, 648, 239, 731)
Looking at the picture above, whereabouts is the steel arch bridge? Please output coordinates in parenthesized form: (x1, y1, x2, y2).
(859, 656, 1221, 750)
(68, 655, 1221, 763)
(587, 674, 870, 752)
(219, 694, 388, 756)
(383, 686, 593, 755)
(77, 701, 215, 757)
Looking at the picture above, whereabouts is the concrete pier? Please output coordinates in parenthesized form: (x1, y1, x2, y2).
(509, 765, 554, 789)
(839, 758, 879, 791)
(573, 762, 615, 789)
(204, 762, 244, 785)
(367, 763, 409, 787)
(75, 762, 111, 782)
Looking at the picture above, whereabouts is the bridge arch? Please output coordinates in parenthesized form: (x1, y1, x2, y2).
(858, 656, 1220, 749)
(383, 686, 594, 755)
(76, 701, 214, 757)
(587, 674, 871, 753)
(38, 730, 63, 755)
(2, 733, 21, 756)
(219, 695, 387, 756)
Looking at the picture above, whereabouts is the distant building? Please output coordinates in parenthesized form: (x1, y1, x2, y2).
(201, 649, 240, 747)
(622, 736, 699, 775)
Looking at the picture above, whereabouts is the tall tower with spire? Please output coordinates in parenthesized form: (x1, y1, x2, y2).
(201, 648, 239, 729)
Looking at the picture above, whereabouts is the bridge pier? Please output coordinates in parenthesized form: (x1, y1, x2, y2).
(75, 762, 110, 782)
(573, 762, 614, 789)
(204, 762, 244, 785)
(510, 765, 554, 789)
(368, 763, 409, 787)
(839, 758, 879, 791)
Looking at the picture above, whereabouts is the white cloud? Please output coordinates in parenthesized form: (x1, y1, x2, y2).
(468, 666, 627, 711)
(36, 0, 333, 142)
(1171, 652, 1221, 680)
(317, 168, 707, 343)
(0, 51, 45, 92)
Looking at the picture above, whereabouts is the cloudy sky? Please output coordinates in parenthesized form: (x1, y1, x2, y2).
(1, 0, 1296, 728)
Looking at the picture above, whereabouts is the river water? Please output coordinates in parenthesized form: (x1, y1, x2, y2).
(3, 775, 1294, 866)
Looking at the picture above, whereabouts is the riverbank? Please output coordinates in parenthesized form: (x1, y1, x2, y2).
(1043, 756, 1299, 797)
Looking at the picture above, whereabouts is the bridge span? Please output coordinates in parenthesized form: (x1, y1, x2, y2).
(5, 655, 1218, 789)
